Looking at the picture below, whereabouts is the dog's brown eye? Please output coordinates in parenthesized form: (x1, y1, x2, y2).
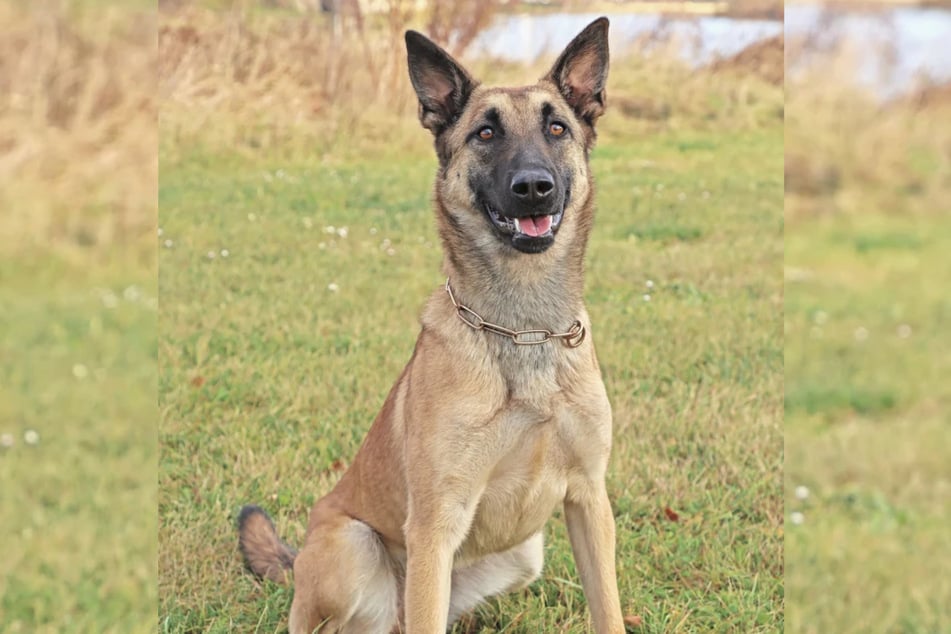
(549, 122, 566, 137)
(478, 126, 494, 141)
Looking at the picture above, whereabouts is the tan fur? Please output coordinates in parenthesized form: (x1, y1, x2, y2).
(238, 506, 297, 585)
(238, 18, 624, 634)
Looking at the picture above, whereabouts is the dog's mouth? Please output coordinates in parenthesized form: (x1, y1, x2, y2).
(485, 205, 563, 237)
(482, 195, 567, 254)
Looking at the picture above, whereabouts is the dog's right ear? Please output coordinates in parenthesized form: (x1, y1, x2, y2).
(405, 31, 476, 135)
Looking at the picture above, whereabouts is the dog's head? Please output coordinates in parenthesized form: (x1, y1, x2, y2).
(405, 18, 609, 258)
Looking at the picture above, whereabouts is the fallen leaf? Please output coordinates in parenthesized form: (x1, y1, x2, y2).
(664, 506, 680, 522)
(330, 458, 347, 472)
(624, 614, 643, 628)
(190, 375, 205, 387)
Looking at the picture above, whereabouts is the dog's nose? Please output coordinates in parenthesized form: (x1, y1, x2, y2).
(510, 168, 555, 202)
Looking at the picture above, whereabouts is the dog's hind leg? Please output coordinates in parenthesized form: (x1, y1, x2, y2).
(289, 514, 399, 634)
(447, 532, 545, 625)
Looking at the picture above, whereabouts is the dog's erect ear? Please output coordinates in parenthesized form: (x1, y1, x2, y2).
(405, 31, 476, 135)
(545, 17, 610, 125)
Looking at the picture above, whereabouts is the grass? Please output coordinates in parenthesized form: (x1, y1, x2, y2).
(0, 258, 157, 633)
(157, 28, 784, 628)
(0, 1, 157, 631)
(0, 2, 156, 258)
(784, 17, 951, 634)
(784, 213, 951, 634)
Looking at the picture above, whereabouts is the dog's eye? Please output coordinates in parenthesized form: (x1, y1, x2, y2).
(549, 122, 566, 137)
(478, 126, 494, 141)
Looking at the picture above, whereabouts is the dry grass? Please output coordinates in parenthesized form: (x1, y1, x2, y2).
(709, 34, 783, 86)
(159, 3, 417, 159)
(785, 23, 951, 219)
(719, 0, 784, 19)
(159, 3, 782, 164)
(0, 1, 156, 261)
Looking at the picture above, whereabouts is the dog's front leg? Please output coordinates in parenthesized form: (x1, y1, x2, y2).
(565, 483, 625, 634)
(404, 529, 452, 633)
(403, 491, 478, 634)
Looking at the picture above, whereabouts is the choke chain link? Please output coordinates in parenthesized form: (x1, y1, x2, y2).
(445, 279, 585, 348)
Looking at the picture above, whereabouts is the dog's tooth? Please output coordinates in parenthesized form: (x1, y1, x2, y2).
(514, 217, 522, 234)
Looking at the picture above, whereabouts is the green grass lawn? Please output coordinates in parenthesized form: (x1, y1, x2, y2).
(784, 212, 951, 634)
(0, 256, 157, 633)
(158, 121, 783, 632)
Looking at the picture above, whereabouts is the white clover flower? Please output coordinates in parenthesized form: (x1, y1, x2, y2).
(337, 227, 348, 238)
(324, 225, 336, 234)
(790, 511, 804, 525)
(813, 310, 828, 325)
(0, 433, 13, 449)
(220, 249, 229, 258)
(163, 239, 174, 248)
(158, 227, 164, 237)
(248, 213, 257, 221)
(303, 218, 313, 229)
(72, 364, 89, 379)
(123, 285, 141, 301)
(643, 294, 651, 302)
(677, 192, 686, 201)
(328, 282, 339, 293)
(24, 429, 39, 445)
(897, 324, 912, 338)
(370, 227, 378, 235)
(854, 327, 869, 342)
(207, 251, 217, 260)
(386, 248, 396, 256)
(646, 280, 655, 289)
(702, 191, 710, 199)
(101, 293, 119, 309)
(794, 485, 809, 500)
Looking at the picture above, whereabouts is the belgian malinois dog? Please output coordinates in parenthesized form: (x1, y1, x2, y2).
(238, 17, 624, 633)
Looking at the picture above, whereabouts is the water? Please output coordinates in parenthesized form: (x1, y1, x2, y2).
(469, 6, 951, 97)
(785, 4, 951, 97)
(469, 11, 781, 67)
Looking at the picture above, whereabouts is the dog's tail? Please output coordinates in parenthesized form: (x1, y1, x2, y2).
(237, 505, 298, 584)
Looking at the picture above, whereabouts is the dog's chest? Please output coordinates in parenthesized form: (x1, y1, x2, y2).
(456, 398, 576, 564)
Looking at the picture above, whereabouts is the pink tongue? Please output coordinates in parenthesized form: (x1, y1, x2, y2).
(520, 215, 552, 237)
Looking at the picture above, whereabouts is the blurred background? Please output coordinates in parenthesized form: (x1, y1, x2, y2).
(785, 1, 951, 633)
(0, 0, 156, 632)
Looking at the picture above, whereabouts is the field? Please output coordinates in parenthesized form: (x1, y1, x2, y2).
(0, 258, 157, 633)
(0, 1, 157, 632)
(158, 5, 783, 633)
(784, 19, 951, 634)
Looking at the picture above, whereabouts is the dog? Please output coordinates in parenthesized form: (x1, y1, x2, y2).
(238, 17, 624, 633)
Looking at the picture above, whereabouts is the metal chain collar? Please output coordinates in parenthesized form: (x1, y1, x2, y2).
(444, 278, 586, 348)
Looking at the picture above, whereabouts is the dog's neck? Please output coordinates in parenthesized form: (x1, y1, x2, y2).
(441, 250, 586, 334)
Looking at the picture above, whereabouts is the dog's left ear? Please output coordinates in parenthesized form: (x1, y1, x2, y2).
(405, 31, 476, 135)
(545, 17, 610, 126)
